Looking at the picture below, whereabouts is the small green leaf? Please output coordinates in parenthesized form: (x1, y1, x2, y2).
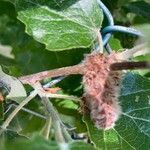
(15, 0, 103, 51)
(52, 98, 87, 133)
(109, 36, 122, 51)
(83, 73, 150, 149)
(0, 66, 27, 103)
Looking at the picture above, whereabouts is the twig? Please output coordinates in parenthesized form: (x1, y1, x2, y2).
(97, 31, 103, 53)
(33, 83, 72, 142)
(4, 103, 46, 120)
(0, 91, 37, 134)
(40, 116, 52, 140)
(117, 43, 149, 60)
(110, 61, 150, 71)
(19, 64, 84, 85)
(40, 95, 71, 142)
(19, 60, 150, 86)
(45, 93, 80, 102)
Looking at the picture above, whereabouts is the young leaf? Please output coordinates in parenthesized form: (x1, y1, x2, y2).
(15, 0, 103, 51)
(83, 73, 150, 149)
(109, 36, 122, 51)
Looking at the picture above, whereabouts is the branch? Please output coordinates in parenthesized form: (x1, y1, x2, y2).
(32, 82, 72, 143)
(117, 43, 149, 60)
(19, 64, 84, 85)
(45, 93, 80, 102)
(18, 45, 150, 85)
(5, 103, 46, 120)
(97, 31, 103, 53)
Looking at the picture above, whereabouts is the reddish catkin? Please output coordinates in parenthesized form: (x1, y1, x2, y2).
(83, 52, 122, 130)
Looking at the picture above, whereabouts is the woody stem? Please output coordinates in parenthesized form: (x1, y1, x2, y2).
(19, 64, 85, 84)
(19, 61, 150, 85)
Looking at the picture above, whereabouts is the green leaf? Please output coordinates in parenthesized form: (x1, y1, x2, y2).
(83, 73, 150, 149)
(0, 66, 27, 103)
(6, 135, 96, 150)
(15, 0, 103, 51)
(53, 99, 87, 133)
(83, 115, 121, 149)
(0, 1, 88, 93)
(124, 1, 150, 19)
(109, 36, 122, 51)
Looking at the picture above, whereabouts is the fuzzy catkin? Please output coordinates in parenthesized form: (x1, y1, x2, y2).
(83, 52, 122, 130)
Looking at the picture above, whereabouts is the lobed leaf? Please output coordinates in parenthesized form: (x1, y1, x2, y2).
(15, 0, 103, 51)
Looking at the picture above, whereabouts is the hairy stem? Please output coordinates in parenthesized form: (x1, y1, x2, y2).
(0, 91, 37, 134)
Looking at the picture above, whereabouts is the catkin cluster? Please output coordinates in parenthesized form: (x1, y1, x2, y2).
(83, 52, 122, 130)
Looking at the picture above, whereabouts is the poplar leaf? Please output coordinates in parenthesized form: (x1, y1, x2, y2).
(15, 0, 103, 51)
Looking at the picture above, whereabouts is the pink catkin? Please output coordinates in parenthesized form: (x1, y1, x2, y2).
(83, 52, 122, 130)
